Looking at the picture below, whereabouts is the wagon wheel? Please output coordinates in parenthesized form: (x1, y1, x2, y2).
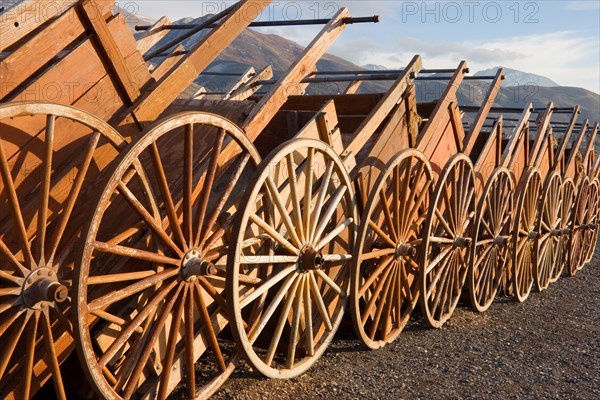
(511, 168, 541, 302)
(535, 172, 563, 291)
(551, 178, 575, 282)
(568, 177, 590, 276)
(419, 154, 475, 328)
(0, 102, 125, 399)
(75, 112, 260, 400)
(467, 167, 514, 313)
(583, 179, 599, 264)
(351, 149, 432, 349)
(227, 138, 357, 378)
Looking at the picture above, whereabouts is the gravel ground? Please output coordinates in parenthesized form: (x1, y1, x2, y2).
(212, 249, 600, 400)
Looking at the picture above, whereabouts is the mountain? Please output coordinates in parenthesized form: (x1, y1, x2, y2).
(362, 64, 389, 71)
(129, 12, 598, 123)
(475, 67, 560, 88)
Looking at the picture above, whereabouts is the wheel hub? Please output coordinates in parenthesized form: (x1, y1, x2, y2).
(395, 243, 416, 260)
(299, 246, 324, 272)
(22, 267, 68, 309)
(181, 249, 217, 282)
(453, 237, 472, 249)
(493, 236, 509, 246)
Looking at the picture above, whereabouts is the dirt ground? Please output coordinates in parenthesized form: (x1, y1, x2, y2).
(212, 249, 600, 400)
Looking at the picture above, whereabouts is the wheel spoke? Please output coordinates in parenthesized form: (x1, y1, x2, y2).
(286, 153, 306, 244)
(157, 287, 186, 400)
(0, 239, 28, 276)
(93, 241, 181, 267)
(97, 279, 177, 368)
(248, 273, 298, 343)
(248, 213, 299, 255)
(315, 269, 346, 297)
(184, 123, 194, 246)
(303, 148, 314, 241)
(265, 275, 302, 366)
(368, 220, 396, 247)
(303, 274, 315, 356)
(315, 218, 353, 251)
(240, 265, 296, 309)
(37, 114, 55, 262)
(265, 176, 302, 248)
(150, 143, 186, 249)
(117, 182, 182, 257)
(0, 139, 33, 266)
(308, 272, 333, 331)
(287, 277, 304, 369)
(309, 160, 335, 243)
(195, 128, 225, 247)
(313, 185, 348, 245)
(379, 187, 398, 241)
(88, 267, 178, 311)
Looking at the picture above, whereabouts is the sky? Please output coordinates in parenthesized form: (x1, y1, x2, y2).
(130, 1, 600, 93)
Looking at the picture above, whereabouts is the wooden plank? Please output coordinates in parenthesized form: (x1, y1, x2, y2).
(501, 105, 533, 168)
(528, 102, 553, 167)
(242, 7, 351, 140)
(0, 0, 79, 51)
(129, 0, 271, 126)
(0, 1, 114, 99)
(151, 45, 186, 82)
(79, 0, 141, 103)
(228, 65, 273, 101)
(552, 106, 580, 171)
(343, 80, 361, 95)
(343, 54, 422, 158)
(136, 16, 171, 55)
(565, 120, 588, 179)
(223, 66, 255, 100)
(282, 93, 384, 115)
(463, 68, 504, 155)
(581, 122, 599, 175)
(416, 60, 468, 154)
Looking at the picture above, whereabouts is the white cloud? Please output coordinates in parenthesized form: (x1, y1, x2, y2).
(330, 31, 600, 93)
(565, 1, 600, 11)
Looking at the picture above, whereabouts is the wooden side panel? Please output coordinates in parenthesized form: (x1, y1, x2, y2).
(0, 0, 79, 51)
(136, 16, 171, 55)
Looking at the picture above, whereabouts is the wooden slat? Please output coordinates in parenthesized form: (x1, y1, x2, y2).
(151, 45, 186, 82)
(581, 122, 599, 174)
(552, 106, 580, 171)
(79, 0, 141, 103)
(228, 65, 273, 101)
(416, 60, 468, 154)
(242, 7, 351, 140)
(501, 105, 533, 168)
(0, 0, 79, 51)
(129, 0, 271, 126)
(344, 54, 422, 158)
(463, 68, 505, 154)
(529, 102, 553, 167)
(564, 119, 589, 179)
(223, 66, 255, 100)
(135, 16, 171, 55)
(343, 80, 361, 95)
(0, 2, 114, 99)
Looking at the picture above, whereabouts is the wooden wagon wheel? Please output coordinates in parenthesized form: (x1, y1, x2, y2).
(551, 178, 575, 282)
(568, 177, 590, 276)
(467, 167, 514, 313)
(419, 154, 475, 328)
(227, 138, 357, 378)
(75, 112, 261, 400)
(351, 149, 432, 349)
(511, 168, 541, 302)
(535, 172, 563, 291)
(583, 179, 599, 264)
(0, 102, 125, 399)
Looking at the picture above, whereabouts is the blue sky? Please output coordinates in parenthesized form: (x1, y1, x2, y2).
(133, 1, 600, 93)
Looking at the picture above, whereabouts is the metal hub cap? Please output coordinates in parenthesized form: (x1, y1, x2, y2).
(395, 242, 416, 260)
(22, 267, 68, 309)
(181, 249, 217, 282)
(453, 237, 472, 249)
(299, 246, 324, 272)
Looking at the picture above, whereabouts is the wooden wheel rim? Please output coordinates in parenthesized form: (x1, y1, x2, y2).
(535, 172, 562, 291)
(511, 168, 541, 302)
(226, 138, 357, 378)
(419, 153, 475, 328)
(583, 179, 598, 264)
(351, 149, 432, 349)
(0, 102, 125, 399)
(568, 177, 590, 276)
(468, 167, 514, 313)
(552, 178, 575, 282)
(75, 112, 260, 400)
